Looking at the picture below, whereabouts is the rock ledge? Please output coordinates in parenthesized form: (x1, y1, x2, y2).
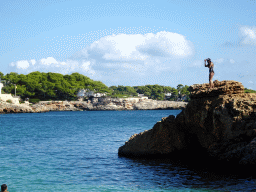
(118, 80, 256, 166)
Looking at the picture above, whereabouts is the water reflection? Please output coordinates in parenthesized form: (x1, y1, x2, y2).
(119, 157, 256, 191)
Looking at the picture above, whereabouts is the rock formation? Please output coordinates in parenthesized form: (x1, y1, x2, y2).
(0, 103, 34, 113)
(0, 98, 187, 113)
(118, 80, 256, 167)
(71, 99, 187, 111)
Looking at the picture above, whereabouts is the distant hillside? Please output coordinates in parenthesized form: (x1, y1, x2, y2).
(0, 71, 111, 101)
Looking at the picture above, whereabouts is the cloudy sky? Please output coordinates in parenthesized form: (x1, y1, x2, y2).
(1, 0, 256, 89)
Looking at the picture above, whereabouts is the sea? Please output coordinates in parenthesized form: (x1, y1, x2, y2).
(0, 110, 255, 192)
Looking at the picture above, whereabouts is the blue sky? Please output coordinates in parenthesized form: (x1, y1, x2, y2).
(1, 0, 256, 89)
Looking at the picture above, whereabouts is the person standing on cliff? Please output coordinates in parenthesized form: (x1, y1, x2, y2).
(204, 58, 214, 89)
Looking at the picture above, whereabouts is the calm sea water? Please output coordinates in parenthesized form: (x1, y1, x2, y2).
(0, 110, 255, 192)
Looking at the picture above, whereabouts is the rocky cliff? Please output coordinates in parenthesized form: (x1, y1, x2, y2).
(118, 80, 256, 167)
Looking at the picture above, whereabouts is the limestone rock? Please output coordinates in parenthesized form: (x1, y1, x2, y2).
(188, 80, 244, 98)
(0, 98, 188, 113)
(118, 80, 256, 166)
(134, 100, 187, 110)
(0, 102, 33, 113)
(118, 115, 187, 157)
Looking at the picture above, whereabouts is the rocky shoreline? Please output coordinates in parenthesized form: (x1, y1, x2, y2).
(118, 80, 256, 168)
(0, 98, 187, 113)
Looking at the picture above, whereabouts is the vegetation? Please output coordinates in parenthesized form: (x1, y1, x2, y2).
(109, 84, 190, 101)
(244, 88, 256, 93)
(0, 72, 112, 101)
(6, 99, 12, 104)
(109, 86, 138, 98)
(29, 98, 41, 104)
(0, 71, 193, 102)
(133, 84, 190, 101)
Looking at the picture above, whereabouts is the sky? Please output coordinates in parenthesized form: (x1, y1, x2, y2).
(0, 0, 256, 89)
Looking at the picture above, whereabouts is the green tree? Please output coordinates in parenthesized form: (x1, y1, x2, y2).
(1, 71, 112, 101)
(0, 72, 4, 80)
(177, 84, 184, 92)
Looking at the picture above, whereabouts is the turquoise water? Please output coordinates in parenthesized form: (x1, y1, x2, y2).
(0, 110, 255, 192)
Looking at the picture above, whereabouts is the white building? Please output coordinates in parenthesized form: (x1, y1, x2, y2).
(0, 82, 3, 93)
(77, 89, 106, 98)
(0, 82, 20, 104)
(77, 89, 87, 97)
(137, 93, 148, 100)
(164, 93, 172, 100)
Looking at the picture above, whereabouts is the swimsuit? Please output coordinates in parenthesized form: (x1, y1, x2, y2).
(209, 63, 214, 73)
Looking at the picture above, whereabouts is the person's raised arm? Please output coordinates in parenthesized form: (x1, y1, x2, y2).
(204, 59, 208, 67)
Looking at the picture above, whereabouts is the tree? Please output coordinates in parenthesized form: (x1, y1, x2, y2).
(180, 85, 190, 95)
(177, 84, 184, 92)
(0, 72, 4, 80)
(1, 71, 112, 101)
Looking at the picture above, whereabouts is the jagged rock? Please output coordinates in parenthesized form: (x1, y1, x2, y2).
(118, 80, 256, 166)
(188, 80, 244, 98)
(118, 115, 186, 157)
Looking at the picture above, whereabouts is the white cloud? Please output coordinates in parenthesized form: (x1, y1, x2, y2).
(8, 57, 95, 76)
(81, 61, 95, 74)
(136, 32, 194, 58)
(40, 57, 58, 65)
(71, 31, 194, 74)
(10, 60, 30, 69)
(30, 59, 36, 65)
(74, 31, 194, 62)
(248, 81, 253, 84)
(239, 26, 256, 45)
(223, 25, 256, 47)
(8, 31, 195, 82)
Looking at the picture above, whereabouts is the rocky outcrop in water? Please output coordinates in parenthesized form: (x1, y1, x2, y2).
(118, 80, 256, 166)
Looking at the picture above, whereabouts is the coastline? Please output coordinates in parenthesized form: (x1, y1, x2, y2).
(0, 98, 187, 113)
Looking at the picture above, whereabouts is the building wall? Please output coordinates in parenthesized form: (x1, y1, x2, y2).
(0, 83, 3, 93)
(0, 94, 20, 104)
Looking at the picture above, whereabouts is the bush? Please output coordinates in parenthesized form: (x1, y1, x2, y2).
(244, 88, 256, 93)
(111, 94, 131, 98)
(6, 99, 12, 104)
(29, 98, 40, 104)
